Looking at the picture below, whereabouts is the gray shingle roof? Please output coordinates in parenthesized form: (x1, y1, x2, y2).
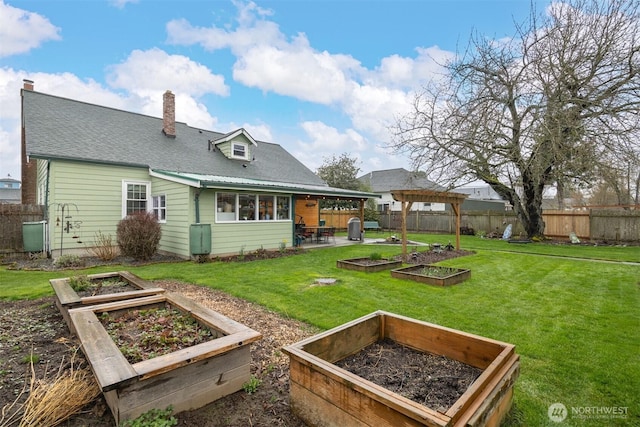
(357, 168, 445, 192)
(22, 90, 325, 187)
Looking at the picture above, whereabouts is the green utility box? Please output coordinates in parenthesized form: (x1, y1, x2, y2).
(22, 221, 45, 252)
(189, 224, 211, 255)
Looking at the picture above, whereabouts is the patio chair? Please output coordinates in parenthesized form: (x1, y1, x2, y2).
(320, 227, 336, 243)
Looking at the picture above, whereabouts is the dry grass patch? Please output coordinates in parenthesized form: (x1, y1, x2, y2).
(1, 344, 100, 427)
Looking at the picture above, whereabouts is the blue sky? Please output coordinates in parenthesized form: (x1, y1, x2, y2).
(0, 0, 545, 181)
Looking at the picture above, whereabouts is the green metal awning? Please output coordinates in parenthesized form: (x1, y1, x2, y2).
(150, 169, 381, 200)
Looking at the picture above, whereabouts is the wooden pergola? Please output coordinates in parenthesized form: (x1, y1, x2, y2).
(391, 189, 469, 257)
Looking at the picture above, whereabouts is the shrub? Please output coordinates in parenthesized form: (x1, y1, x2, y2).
(53, 254, 85, 268)
(88, 230, 119, 261)
(116, 212, 162, 261)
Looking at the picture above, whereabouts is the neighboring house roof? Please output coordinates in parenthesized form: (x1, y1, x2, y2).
(23, 90, 361, 195)
(357, 168, 445, 192)
(453, 185, 504, 200)
(0, 176, 21, 188)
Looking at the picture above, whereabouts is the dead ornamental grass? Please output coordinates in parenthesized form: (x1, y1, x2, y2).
(1, 345, 100, 427)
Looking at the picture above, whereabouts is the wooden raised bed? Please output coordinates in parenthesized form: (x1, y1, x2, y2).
(391, 264, 471, 286)
(69, 292, 262, 425)
(50, 271, 165, 333)
(337, 257, 402, 272)
(283, 311, 519, 427)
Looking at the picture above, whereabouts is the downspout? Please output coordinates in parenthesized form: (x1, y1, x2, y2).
(194, 189, 201, 224)
(44, 160, 51, 257)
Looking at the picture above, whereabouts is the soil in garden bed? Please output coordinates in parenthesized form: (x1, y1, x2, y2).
(98, 302, 219, 364)
(343, 258, 396, 266)
(335, 338, 483, 413)
(397, 248, 475, 265)
(74, 277, 138, 298)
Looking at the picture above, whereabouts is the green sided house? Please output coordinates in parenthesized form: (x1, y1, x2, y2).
(20, 80, 379, 258)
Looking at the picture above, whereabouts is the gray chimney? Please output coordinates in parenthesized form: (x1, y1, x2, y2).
(162, 90, 176, 138)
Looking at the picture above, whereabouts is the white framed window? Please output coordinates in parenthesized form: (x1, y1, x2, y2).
(216, 193, 237, 222)
(152, 194, 166, 223)
(276, 196, 290, 220)
(232, 142, 248, 160)
(122, 181, 150, 217)
(216, 192, 291, 222)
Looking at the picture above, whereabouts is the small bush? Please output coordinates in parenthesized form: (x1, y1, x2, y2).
(88, 230, 119, 261)
(117, 212, 162, 261)
(53, 254, 85, 268)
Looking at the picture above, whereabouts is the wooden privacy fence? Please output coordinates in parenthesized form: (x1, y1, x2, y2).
(319, 210, 360, 229)
(0, 204, 45, 253)
(348, 209, 639, 243)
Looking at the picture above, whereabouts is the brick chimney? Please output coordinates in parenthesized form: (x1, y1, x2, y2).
(21, 79, 36, 204)
(162, 90, 176, 138)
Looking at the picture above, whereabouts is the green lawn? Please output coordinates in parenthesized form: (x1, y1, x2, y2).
(1, 234, 638, 426)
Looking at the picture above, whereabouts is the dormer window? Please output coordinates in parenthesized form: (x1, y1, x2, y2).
(211, 128, 257, 161)
(232, 142, 248, 160)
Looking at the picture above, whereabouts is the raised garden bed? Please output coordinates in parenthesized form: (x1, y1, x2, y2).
(50, 271, 165, 333)
(391, 264, 471, 286)
(69, 292, 262, 425)
(283, 311, 519, 427)
(337, 257, 402, 272)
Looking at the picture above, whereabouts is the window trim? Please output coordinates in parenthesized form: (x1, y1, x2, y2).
(122, 180, 151, 218)
(231, 142, 249, 160)
(152, 194, 167, 223)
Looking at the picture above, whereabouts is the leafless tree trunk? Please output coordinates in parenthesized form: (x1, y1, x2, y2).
(391, 0, 639, 237)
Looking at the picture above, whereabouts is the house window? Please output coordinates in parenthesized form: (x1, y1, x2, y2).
(152, 194, 166, 222)
(259, 195, 274, 220)
(239, 194, 257, 220)
(216, 193, 291, 222)
(276, 196, 290, 220)
(216, 193, 237, 221)
(123, 181, 150, 217)
(232, 142, 248, 160)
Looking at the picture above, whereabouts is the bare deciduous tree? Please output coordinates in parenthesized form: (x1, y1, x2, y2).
(391, 0, 639, 237)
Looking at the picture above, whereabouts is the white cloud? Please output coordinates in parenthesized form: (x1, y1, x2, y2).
(0, 0, 430, 179)
(165, 0, 449, 170)
(106, 48, 229, 97)
(233, 44, 360, 105)
(0, 1, 61, 57)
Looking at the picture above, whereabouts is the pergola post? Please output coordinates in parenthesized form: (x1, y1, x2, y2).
(451, 202, 461, 250)
(391, 189, 468, 254)
(401, 200, 413, 258)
